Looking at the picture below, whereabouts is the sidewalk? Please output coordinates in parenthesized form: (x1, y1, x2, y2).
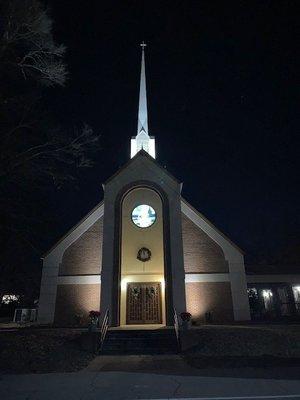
(1, 355, 300, 400)
(1, 369, 300, 400)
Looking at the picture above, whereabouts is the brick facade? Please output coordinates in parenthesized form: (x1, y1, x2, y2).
(185, 282, 234, 323)
(182, 214, 228, 273)
(52, 213, 234, 325)
(59, 218, 103, 276)
(54, 284, 101, 326)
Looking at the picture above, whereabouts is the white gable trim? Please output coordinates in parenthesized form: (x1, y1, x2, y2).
(181, 198, 250, 321)
(181, 198, 243, 260)
(43, 201, 104, 266)
(38, 201, 104, 324)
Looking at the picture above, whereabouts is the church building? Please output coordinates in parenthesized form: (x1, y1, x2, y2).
(39, 44, 296, 328)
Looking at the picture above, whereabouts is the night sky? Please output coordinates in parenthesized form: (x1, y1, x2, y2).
(45, 1, 299, 264)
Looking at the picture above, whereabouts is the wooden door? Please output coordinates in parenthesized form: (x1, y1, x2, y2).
(126, 282, 162, 324)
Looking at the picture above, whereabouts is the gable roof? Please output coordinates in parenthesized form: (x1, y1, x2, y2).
(42, 200, 104, 259)
(42, 152, 243, 260)
(104, 149, 182, 186)
(181, 197, 245, 255)
(42, 151, 181, 261)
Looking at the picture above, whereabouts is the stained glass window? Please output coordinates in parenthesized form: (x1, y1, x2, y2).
(131, 204, 156, 228)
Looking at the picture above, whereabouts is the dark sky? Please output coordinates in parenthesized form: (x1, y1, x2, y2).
(46, 0, 299, 263)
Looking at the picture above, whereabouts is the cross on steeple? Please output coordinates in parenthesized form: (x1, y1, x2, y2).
(140, 41, 147, 49)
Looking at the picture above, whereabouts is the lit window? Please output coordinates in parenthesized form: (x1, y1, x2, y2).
(262, 289, 273, 299)
(2, 294, 19, 304)
(261, 289, 273, 311)
(293, 286, 300, 311)
(131, 204, 156, 228)
(293, 286, 300, 296)
(247, 287, 258, 297)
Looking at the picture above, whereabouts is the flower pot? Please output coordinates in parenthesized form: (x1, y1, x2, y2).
(181, 320, 191, 330)
(88, 318, 98, 332)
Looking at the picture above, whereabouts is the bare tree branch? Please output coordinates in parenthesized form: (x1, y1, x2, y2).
(0, 0, 67, 86)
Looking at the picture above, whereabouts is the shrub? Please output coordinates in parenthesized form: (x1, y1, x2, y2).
(89, 310, 100, 319)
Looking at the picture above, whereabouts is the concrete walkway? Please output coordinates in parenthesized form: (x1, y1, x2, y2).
(86, 355, 300, 379)
(1, 355, 300, 400)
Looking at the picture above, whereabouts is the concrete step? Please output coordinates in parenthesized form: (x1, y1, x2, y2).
(101, 328, 179, 355)
(106, 329, 175, 337)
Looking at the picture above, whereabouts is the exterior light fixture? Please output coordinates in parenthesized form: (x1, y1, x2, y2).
(262, 289, 273, 299)
(1, 294, 19, 304)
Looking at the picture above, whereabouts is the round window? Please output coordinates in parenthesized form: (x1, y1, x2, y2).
(131, 204, 156, 228)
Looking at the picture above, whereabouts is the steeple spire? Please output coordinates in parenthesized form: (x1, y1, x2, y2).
(130, 43, 156, 159)
(137, 42, 148, 135)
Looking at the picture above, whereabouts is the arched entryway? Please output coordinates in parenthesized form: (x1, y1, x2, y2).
(120, 187, 165, 326)
(110, 181, 174, 327)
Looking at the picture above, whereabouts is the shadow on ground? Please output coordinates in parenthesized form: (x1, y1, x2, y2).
(86, 354, 300, 380)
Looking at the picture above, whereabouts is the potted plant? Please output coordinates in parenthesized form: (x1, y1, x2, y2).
(180, 312, 192, 330)
(74, 313, 84, 326)
(89, 310, 100, 331)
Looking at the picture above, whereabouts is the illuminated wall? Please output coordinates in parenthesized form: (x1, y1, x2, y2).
(54, 284, 100, 326)
(120, 187, 165, 325)
(185, 282, 233, 323)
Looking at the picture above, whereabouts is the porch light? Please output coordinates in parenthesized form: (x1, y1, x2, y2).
(2, 294, 19, 304)
(293, 286, 300, 293)
(262, 289, 273, 299)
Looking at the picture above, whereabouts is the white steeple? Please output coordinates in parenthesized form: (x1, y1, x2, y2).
(131, 42, 156, 159)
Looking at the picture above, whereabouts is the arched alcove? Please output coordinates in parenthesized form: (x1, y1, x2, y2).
(119, 187, 166, 325)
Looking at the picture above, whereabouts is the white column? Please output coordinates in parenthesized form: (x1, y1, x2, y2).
(37, 263, 59, 324)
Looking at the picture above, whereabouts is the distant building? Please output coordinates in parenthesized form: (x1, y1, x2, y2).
(38, 45, 300, 327)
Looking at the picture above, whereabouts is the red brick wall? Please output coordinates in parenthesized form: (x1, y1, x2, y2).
(182, 214, 228, 273)
(54, 284, 101, 326)
(59, 218, 103, 275)
(186, 282, 234, 323)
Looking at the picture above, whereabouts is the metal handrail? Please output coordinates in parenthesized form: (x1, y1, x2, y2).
(99, 309, 109, 352)
(173, 307, 181, 350)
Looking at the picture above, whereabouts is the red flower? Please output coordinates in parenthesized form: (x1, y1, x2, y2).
(89, 310, 101, 318)
(180, 312, 191, 321)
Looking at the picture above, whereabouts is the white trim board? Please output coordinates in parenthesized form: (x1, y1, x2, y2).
(60, 273, 231, 284)
(181, 198, 243, 257)
(181, 198, 250, 321)
(57, 275, 101, 285)
(43, 202, 104, 265)
(185, 273, 230, 283)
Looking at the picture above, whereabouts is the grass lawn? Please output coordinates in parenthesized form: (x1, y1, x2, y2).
(1, 324, 300, 375)
(0, 329, 96, 374)
(182, 324, 300, 357)
(181, 324, 300, 373)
